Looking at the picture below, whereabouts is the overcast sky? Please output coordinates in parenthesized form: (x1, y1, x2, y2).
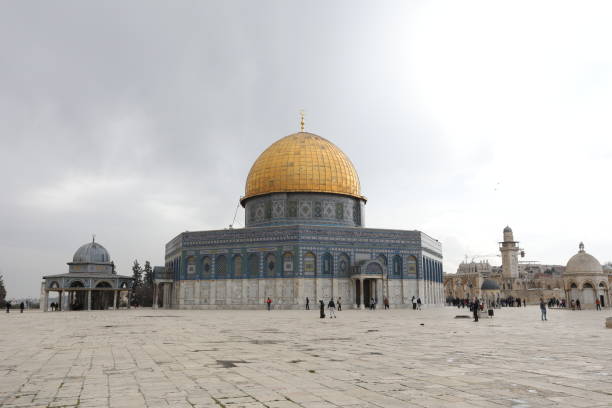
(1, 1, 611, 299)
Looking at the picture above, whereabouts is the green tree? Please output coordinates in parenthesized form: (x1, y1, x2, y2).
(132, 260, 143, 288)
(0, 274, 6, 307)
(131, 260, 143, 306)
(143, 261, 154, 287)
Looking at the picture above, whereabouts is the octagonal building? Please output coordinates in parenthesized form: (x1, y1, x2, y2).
(156, 130, 444, 309)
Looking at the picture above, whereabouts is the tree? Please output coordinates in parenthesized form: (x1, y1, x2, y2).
(132, 260, 143, 288)
(0, 274, 6, 307)
(143, 261, 154, 287)
(132, 260, 155, 307)
(131, 260, 143, 306)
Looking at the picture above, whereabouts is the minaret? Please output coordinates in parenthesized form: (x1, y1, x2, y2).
(499, 226, 519, 278)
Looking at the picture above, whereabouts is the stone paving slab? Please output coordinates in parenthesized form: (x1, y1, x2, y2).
(1, 307, 611, 407)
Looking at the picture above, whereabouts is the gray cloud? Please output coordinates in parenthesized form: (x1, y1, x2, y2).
(1, 1, 611, 298)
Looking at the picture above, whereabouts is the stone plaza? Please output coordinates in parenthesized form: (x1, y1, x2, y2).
(1, 307, 611, 407)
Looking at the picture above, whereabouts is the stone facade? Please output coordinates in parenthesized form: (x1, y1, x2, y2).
(159, 225, 444, 309)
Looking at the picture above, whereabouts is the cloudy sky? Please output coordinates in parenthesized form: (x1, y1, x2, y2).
(1, 1, 611, 299)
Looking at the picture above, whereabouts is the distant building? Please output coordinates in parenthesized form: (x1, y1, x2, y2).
(443, 226, 606, 305)
(40, 239, 134, 311)
(500, 226, 520, 278)
(563, 242, 610, 308)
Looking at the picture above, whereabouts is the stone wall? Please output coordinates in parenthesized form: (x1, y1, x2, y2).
(170, 278, 440, 309)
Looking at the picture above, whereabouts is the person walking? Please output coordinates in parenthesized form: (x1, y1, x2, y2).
(5, 301, 10, 313)
(539, 298, 547, 321)
(266, 297, 272, 311)
(319, 300, 325, 318)
(416, 297, 422, 310)
(473, 297, 479, 322)
(576, 299, 581, 310)
(20, 302, 24, 313)
(370, 297, 376, 310)
(523, 299, 526, 307)
(305, 297, 310, 310)
(327, 298, 337, 318)
(411, 296, 416, 310)
(595, 298, 601, 310)
(337, 297, 342, 311)
(383, 297, 389, 310)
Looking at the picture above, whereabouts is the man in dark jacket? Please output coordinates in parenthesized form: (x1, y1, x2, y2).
(327, 299, 336, 318)
(539, 298, 547, 321)
(473, 298, 479, 322)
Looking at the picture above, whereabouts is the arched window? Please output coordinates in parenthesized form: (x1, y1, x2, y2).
(283, 252, 294, 276)
(187, 256, 196, 277)
(215, 255, 227, 278)
(366, 262, 383, 275)
(303, 252, 316, 276)
(233, 255, 242, 278)
(377, 254, 387, 266)
(248, 253, 260, 278)
(265, 253, 276, 277)
(407, 256, 417, 276)
(392, 255, 402, 277)
(338, 253, 350, 277)
(583, 282, 593, 289)
(322, 253, 333, 276)
(202, 257, 212, 279)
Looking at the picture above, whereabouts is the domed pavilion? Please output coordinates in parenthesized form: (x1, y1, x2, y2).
(563, 242, 609, 308)
(41, 238, 134, 311)
(156, 126, 444, 309)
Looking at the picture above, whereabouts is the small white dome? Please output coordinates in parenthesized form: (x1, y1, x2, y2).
(565, 243, 602, 275)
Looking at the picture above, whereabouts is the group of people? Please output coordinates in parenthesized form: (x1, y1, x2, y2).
(5, 301, 25, 313)
(448, 297, 527, 309)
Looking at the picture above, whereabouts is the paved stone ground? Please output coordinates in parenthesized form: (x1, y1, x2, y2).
(1, 306, 611, 408)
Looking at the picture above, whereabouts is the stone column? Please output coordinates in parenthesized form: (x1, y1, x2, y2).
(127, 291, 131, 309)
(163, 284, 170, 309)
(87, 290, 91, 310)
(113, 291, 118, 310)
(58, 291, 63, 311)
(42, 290, 48, 312)
(359, 278, 364, 309)
(153, 283, 159, 309)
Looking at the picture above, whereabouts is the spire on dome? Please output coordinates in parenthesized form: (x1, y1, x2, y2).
(579, 242, 584, 252)
(299, 110, 305, 132)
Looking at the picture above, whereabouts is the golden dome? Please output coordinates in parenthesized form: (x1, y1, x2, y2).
(241, 132, 364, 205)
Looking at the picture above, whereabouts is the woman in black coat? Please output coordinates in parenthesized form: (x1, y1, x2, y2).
(319, 300, 325, 318)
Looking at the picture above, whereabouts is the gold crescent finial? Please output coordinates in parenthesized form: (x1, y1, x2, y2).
(299, 110, 305, 132)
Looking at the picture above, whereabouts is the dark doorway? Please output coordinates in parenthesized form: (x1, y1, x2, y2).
(92, 282, 113, 310)
(601, 295, 605, 307)
(68, 281, 86, 310)
(356, 279, 373, 308)
(364, 280, 371, 308)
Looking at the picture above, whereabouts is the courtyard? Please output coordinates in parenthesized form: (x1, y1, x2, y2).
(0, 306, 611, 408)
